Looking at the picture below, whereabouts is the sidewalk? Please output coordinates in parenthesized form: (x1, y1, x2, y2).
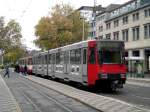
(24, 75, 150, 112)
(0, 74, 21, 112)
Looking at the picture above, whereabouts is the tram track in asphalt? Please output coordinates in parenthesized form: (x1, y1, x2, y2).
(4, 72, 99, 112)
(19, 79, 74, 112)
(20, 90, 43, 112)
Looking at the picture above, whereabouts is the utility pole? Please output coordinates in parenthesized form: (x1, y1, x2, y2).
(0, 49, 4, 65)
(93, 0, 97, 39)
(2, 53, 3, 66)
(80, 12, 87, 41)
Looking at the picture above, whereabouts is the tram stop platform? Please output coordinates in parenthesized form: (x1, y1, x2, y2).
(0, 74, 21, 112)
(24, 75, 150, 112)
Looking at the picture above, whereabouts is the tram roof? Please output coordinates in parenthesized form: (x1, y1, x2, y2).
(31, 39, 124, 57)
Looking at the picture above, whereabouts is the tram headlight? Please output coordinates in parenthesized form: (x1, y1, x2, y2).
(101, 74, 108, 79)
(121, 74, 126, 79)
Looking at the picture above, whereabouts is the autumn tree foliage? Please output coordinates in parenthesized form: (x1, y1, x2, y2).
(0, 17, 25, 63)
(34, 4, 88, 50)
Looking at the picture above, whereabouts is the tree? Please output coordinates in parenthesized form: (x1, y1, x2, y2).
(0, 19, 22, 51)
(4, 45, 26, 63)
(34, 3, 88, 50)
(0, 17, 25, 64)
(5, 20, 22, 46)
(0, 17, 6, 49)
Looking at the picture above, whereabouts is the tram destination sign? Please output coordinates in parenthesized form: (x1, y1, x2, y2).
(97, 41, 123, 49)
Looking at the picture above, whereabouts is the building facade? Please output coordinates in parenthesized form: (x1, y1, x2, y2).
(78, 5, 105, 39)
(95, 0, 150, 73)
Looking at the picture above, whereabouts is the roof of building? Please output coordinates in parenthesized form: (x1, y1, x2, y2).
(105, 4, 121, 12)
(77, 6, 94, 11)
(96, 4, 121, 16)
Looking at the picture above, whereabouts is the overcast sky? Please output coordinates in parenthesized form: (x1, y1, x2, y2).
(0, 0, 129, 50)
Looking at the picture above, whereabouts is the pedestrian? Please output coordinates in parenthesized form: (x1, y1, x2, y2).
(3, 64, 10, 78)
(16, 64, 20, 73)
(24, 65, 28, 76)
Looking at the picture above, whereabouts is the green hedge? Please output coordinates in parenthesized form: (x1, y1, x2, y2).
(0, 65, 4, 69)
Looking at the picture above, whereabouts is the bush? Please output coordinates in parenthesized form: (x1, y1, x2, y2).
(0, 65, 4, 69)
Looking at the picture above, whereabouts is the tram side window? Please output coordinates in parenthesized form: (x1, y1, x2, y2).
(52, 54, 55, 64)
(56, 52, 60, 64)
(35, 57, 37, 65)
(75, 49, 81, 64)
(43, 55, 45, 64)
(33, 58, 34, 65)
(38, 56, 41, 64)
(35, 57, 36, 65)
(89, 47, 95, 64)
(60, 52, 64, 64)
(41, 56, 44, 64)
(70, 50, 75, 64)
(42, 55, 44, 64)
(70, 49, 81, 64)
(83, 49, 87, 64)
(49, 54, 52, 64)
(64, 51, 69, 64)
(45, 55, 48, 64)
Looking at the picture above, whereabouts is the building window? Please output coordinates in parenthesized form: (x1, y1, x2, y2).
(97, 15, 105, 21)
(133, 12, 139, 21)
(132, 26, 140, 41)
(122, 29, 128, 42)
(144, 8, 150, 17)
(106, 33, 111, 39)
(98, 35, 103, 39)
(132, 50, 139, 57)
(106, 22, 111, 29)
(144, 23, 150, 39)
(99, 26, 103, 32)
(114, 19, 119, 27)
(125, 51, 128, 57)
(92, 31, 96, 37)
(91, 21, 96, 28)
(123, 16, 128, 25)
(113, 31, 119, 40)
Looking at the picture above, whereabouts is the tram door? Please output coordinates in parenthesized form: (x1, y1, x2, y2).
(82, 48, 88, 84)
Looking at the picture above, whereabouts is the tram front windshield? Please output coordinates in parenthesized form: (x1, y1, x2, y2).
(97, 41, 124, 64)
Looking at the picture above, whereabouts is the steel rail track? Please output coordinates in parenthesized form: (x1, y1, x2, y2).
(17, 76, 74, 112)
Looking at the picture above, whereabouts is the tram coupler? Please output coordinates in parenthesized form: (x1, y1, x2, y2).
(111, 80, 123, 90)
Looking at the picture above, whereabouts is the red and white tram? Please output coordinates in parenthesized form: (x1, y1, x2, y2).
(19, 40, 127, 90)
(19, 56, 33, 75)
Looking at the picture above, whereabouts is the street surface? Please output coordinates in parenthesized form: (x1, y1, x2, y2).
(1, 71, 150, 112)
(98, 83, 150, 110)
(2, 72, 99, 112)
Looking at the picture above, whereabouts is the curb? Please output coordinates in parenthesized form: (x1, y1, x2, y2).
(127, 78, 150, 82)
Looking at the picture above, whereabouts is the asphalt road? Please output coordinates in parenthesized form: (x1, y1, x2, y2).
(97, 83, 150, 110)
(3, 72, 99, 112)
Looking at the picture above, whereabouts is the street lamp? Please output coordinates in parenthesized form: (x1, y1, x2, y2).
(0, 49, 4, 65)
(82, 17, 85, 41)
(80, 12, 87, 41)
